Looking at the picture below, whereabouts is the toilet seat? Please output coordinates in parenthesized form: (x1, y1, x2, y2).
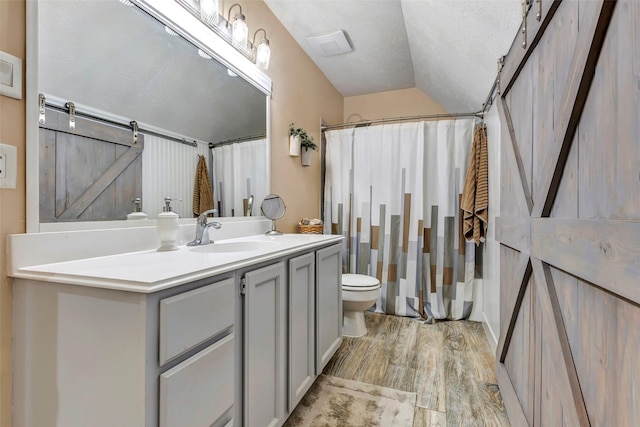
(342, 274, 381, 292)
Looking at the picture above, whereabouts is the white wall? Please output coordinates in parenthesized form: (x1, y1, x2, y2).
(481, 102, 501, 352)
(142, 135, 210, 219)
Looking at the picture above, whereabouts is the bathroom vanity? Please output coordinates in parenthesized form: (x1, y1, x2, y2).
(8, 219, 343, 427)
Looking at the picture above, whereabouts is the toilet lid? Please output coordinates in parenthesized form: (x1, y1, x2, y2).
(342, 274, 381, 291)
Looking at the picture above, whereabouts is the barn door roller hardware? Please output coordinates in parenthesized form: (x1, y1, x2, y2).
(130, 121, 139, 144)
(65, 102, 76, 131)
(497, 56, 505, 95)
(521, 0, 529, 48)
(38, 93, 46, 125)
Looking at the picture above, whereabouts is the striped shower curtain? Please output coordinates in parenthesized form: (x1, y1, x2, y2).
(324, 120, 477, 321)
(211, 139, 268, 217)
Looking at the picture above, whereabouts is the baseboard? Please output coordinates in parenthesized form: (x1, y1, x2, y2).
(481, 312, 498, 355)
(468, 278, 484, 322)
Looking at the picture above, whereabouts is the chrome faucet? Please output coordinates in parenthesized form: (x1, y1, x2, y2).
(187, 209, 222, 246)
(245, 195, 254, 216)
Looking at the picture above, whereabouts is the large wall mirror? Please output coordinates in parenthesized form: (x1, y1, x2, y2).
(27, 0, 271, 232)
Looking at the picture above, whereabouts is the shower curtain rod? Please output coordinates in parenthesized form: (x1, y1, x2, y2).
(322, 64, 503, 132)
(321, 111, 483, 131)
(208, 133, 267, 148)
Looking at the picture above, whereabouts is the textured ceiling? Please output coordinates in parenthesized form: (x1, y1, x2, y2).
(264, 0, 522, 113)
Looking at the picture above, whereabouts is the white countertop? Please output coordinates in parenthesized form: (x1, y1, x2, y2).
(9, 232, 343, 293)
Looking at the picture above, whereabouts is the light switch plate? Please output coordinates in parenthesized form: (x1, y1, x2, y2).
(0, 51, 23, 100)
(0, 143, 17, 189)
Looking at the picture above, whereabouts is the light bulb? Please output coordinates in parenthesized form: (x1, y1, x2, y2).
(198, 49, 212, 59)
(199, 0, 218, 25)
(232, 16, 248, 50)
(256, 41, 270, 70)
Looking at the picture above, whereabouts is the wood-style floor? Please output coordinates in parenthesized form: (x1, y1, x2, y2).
(323, 312, 510, 426)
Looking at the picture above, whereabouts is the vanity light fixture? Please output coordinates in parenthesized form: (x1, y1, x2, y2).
(252, 28, 270, 70)
(199, 0, 219, 26)
(227, 4, 248, 51)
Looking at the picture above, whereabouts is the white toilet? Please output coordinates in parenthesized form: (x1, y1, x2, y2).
(342, 274, 381, 337)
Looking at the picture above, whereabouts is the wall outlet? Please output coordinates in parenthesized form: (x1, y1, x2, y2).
(0, 143, 17, 189)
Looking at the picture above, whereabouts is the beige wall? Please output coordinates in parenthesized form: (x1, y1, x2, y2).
(235, 1, 344, 233)
(0, 1, 26, 426)
(344, 87, 447, 123)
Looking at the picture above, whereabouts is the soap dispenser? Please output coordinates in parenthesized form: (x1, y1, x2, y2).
(157, 197, 181, 251)
(127, 198, 148, 220)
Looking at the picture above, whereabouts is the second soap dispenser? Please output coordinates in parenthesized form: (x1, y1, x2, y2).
(157, 197, 181, 251)
(127, 198, 148, 220)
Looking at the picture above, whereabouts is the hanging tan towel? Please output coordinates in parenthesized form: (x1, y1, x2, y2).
(193, 155, 214, 216)
(461, 123, 489, 246)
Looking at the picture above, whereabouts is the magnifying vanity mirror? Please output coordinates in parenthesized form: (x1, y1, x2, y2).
(261, 194, 286, 235)
(26, 0, 271, 232)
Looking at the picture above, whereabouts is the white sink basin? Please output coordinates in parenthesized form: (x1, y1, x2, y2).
(189, 241, 279, 253)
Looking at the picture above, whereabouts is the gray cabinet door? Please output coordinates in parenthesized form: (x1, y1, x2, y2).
(244, 262, 286, 427)
(315, 244, 342, 373)
(288, 252, 316, 411)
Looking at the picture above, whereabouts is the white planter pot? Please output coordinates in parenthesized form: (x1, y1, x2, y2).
(289, 135, 301, 157)
(301, 148, 313, 166)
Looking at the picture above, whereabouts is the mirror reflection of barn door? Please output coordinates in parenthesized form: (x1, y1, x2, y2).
(496, 1, 640, 425)
(39, 107, 143, 222)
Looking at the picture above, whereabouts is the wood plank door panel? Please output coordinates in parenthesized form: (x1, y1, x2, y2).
(502, 276, 534, 425)
(496, 1, 640, 426)
(39, 108, 143, 222)
(39, 128, 57, 222)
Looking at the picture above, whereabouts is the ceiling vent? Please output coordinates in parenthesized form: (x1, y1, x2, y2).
(307, 30, 353, 57)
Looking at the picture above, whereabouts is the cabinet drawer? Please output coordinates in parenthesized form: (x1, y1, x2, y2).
(159, 278, 235, 365)
(160, 334, 235, 427)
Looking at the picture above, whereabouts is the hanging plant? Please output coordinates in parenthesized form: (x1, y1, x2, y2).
(288, 122, 303, 157)
(300, 135, 317, 152)
(289, 122, 303, 138)
(300, 133, 317, 167)
(289, 122, 316, 158)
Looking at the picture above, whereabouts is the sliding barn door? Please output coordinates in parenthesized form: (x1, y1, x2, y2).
(496, 1, 639, 425)
(39, 107, 143, 222)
